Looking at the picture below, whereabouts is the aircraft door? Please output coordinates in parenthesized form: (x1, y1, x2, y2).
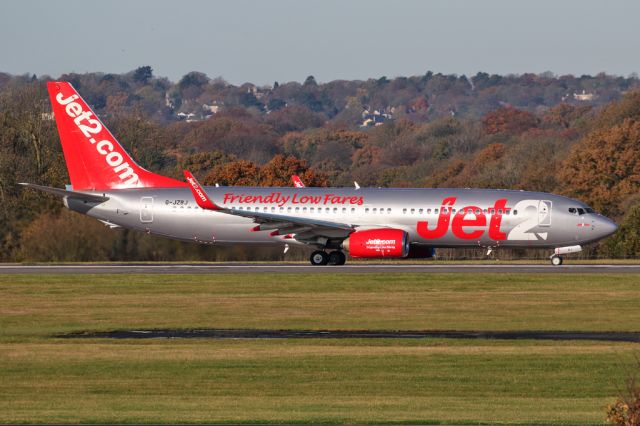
(140, 197, 154, 223)
(538, 200, 552, 227)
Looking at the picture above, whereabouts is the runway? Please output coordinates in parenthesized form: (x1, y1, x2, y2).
(1, 263, 640, 274)
(61, 328, 640, 343)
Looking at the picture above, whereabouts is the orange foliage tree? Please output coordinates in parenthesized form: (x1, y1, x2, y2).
(202, 155, 327, 187)
(559, 119, 640, 216)
(259, 154, 328, 187)
(482, 106, 539, 135)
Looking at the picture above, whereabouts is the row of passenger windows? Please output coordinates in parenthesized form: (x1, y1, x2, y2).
(227, 205, 519, 215)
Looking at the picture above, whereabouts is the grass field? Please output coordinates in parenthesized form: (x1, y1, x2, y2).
(1, 273, 640, 424)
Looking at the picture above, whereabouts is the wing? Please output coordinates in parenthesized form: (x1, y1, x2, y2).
(183, 171, 354, 245)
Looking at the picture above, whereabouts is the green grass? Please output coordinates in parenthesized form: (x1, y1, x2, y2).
(1, 273, 640, 424)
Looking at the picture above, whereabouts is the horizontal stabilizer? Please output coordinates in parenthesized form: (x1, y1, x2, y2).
(19, 183, 109, 203)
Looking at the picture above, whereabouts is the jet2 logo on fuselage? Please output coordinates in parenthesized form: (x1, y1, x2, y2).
(416, 197, 549, 241)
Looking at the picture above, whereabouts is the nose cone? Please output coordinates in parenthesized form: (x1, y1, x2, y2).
(596, 216, 618, 238)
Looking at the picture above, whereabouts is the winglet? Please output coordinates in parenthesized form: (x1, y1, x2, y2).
(183, 170, 220, 210)
(291, 175, 305, 188)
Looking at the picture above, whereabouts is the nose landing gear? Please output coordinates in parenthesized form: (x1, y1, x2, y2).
(550, 254, 563, 266)
(309, 250, 346, 266)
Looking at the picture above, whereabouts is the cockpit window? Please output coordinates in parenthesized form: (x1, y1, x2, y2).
(569, 207, 592, 215)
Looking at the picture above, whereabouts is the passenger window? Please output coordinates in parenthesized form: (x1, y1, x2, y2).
(435, 208, 439, 214)
(513, 210, 518, 215)
(366, 208, 370, 213)
(271, 207, 275, 212)
(302, 207, 307, 212)
(342, 208, 346, 213)
(411, 208, 415, 214)
(387, 208, 391, 213)
(568, 208, 576, 214)
(279, 207, 284, 212)
(351, 208, 355, 213)
(333, 208, 338, 213)
(295, 207, 300, 212)
(577, 208, 585, 215)
(287, 207, 291, 212)
(498, 209, 503, 214)
(310, 207, 314, 213)
(419, 208, 423, 214)
(373, 208, 377, 213)
(427, 208, 431, 214)
(402, 208, 407, 214)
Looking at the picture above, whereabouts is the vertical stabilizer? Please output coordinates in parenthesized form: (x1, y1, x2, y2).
(48, 82, 185, 190)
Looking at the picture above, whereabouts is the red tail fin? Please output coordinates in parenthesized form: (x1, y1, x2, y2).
(47, 82, 186, 190)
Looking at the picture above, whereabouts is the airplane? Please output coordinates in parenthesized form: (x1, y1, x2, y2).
(21, 82, 619, 266)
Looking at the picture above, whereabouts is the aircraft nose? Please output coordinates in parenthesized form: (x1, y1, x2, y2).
(596, 216, 618, 238)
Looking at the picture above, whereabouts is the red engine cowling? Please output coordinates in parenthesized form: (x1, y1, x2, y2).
(342, 229, 409, 258)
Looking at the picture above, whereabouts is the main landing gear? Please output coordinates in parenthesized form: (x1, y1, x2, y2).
(310, 250, 346, 266)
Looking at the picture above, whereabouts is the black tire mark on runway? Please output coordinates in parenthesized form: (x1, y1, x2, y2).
(58, 329, 640, 342)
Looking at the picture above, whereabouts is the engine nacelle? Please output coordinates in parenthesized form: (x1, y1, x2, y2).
(342, 229, 409, 258)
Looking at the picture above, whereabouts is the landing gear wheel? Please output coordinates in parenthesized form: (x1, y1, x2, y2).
(550, 255, 563, 266)
(328, 251, 346, 266)
(310, 250, 329, 266)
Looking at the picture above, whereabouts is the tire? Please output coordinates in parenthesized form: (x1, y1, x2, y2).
(551, 255, 563, 266)
(328, 251, 346, 266)
(310, 250, 329, 266)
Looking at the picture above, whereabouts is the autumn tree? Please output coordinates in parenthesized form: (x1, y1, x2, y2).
(542, 103, 592, 129)
(202, 155, 327, 187)
(259, 154, 328, 187)
(482, 106, 539, 135)
(175, 151, 233, 180)
(559, 119, 640, 216)
(203, 160, 260, 186)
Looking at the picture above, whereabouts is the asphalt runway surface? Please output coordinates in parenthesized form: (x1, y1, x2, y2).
(2, 263, 640, 274)
(60, 328, 640, 343)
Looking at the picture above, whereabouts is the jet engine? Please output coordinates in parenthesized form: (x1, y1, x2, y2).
(342, 229, 409, 258)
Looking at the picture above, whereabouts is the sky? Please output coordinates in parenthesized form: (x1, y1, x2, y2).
(1, 0, 639, 85)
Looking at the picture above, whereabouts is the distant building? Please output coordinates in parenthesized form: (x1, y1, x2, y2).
(202, 103, 221, 114)
(360, 107, 393, 127)
(177, 112, 197, 122)
(573, 90, 597, 101)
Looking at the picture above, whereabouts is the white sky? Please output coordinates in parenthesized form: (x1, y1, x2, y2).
(1, 0, 639, 85)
